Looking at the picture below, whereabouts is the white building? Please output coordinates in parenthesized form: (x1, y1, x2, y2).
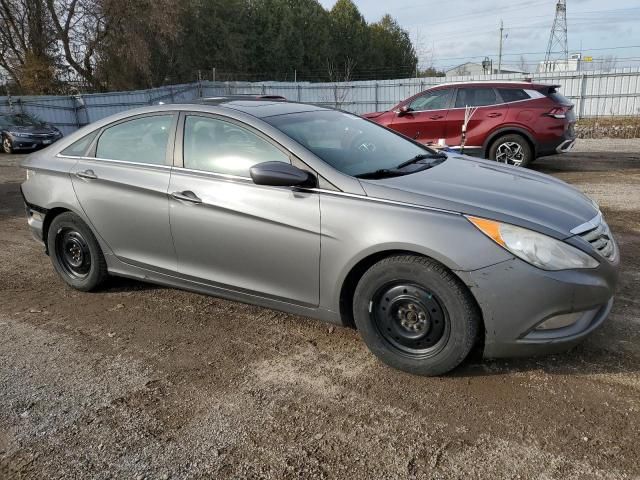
(445, 62, 527, 78)
(538, 53, 581, 73)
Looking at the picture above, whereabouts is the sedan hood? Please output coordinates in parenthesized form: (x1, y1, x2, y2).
(5, 125, 56, 135)
(358, 155, 598, 239)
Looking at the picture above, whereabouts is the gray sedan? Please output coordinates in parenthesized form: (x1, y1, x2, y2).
(20, 100, 619, 375)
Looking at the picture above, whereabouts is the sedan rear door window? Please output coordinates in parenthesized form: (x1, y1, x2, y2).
(183, 115, 289, 177)
(454, 88, 498, 108)
(96, 115, 173, 165)
(60, 131, 99, 157)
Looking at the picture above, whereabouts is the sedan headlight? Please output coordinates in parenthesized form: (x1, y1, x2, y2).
(468, 216, 599, 270)
(10, 131, 31, 138)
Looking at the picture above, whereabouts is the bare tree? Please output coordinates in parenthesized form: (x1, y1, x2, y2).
(45, 0, 109, 89)
(0, 0, 56, 92)
(600, 55, 617, 72)
(327, 57, 356, 108)
(518, 55, 527, 72)
(0, 0, 27, 84)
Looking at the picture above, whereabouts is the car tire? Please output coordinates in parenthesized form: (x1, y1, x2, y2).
(47, 212, 108, 291)
(2, 136, 13, 154)
(489, 134, 533, 167)
(353, 255, 480, 376)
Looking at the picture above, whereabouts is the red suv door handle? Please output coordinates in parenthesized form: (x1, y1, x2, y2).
(429, 114, 444, 119)
(487, 112, 502, 118)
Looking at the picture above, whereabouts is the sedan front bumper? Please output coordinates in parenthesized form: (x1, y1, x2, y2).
(8, 135, 61, 150)
(465, 255, 618, 359)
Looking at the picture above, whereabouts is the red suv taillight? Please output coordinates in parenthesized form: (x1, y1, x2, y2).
(545, 106, 570, 119)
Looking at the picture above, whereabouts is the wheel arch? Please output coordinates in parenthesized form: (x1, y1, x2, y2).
(42, 207, 74, 253)
(338, 249, 485, 343)
(42, 205, 107, 255)
(483, 126, 537, 159)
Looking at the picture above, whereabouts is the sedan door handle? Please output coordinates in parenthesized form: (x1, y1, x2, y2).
(170, 190, 202, 204)
(75, 169, 98, 180)
(487, 112, 503, 118)
(429, 114, 444, 119)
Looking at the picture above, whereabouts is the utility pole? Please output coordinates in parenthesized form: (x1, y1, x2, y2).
(294, 69, 297, 83)
(212, 67, 216, 83)
(544, 0, 569, 72)
(497, 19, 504, 74)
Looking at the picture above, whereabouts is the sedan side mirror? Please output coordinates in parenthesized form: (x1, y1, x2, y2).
(250, 161, 316, 188)
(397, 105, 413, 116)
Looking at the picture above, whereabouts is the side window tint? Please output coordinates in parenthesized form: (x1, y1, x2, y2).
(96, 115, 173, 165)
(183, 116, 289, 177)
(498, 88, 530, 103)
(409, 89, 450, 111)
(455, 88, 498, 108)
(60, 130, 98, 157)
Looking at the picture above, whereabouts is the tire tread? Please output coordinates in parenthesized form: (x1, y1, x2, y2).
(353, 254, 480, 376)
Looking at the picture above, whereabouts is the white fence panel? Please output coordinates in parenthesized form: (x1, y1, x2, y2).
(2, 68, 640, 134)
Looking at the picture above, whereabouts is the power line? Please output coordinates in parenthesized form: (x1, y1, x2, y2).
(422, 45, 640, 64)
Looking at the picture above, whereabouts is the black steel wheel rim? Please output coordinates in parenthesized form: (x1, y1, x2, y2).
(55, 228, 91, 279)
(372, 283, 450, 357)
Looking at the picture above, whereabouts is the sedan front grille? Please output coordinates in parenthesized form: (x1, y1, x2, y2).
(578, 218, 615, 261)
(28, 133, 56, 138)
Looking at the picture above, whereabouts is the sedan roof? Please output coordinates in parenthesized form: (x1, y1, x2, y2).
(215, 100, 331, 118)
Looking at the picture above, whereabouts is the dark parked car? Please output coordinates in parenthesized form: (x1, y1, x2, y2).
(363, 81, 576, 167)
(1, 113, 63, 154)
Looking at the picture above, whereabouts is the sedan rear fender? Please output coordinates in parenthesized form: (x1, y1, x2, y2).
(21, 153, 115, 256)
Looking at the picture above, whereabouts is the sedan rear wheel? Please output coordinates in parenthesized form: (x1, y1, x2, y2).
(2, 136, 13, 154)
(353, 255, 480, 376)
(47, 212, 108, 291)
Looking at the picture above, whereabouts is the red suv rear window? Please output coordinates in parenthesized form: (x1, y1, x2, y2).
(497, 88, 530, 103)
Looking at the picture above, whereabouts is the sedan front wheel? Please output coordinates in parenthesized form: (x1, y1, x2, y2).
(353, 255, 480, 376)
(2, 136, 13, 154)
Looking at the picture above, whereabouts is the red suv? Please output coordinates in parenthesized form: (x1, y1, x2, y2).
(363, 82, 576, 167)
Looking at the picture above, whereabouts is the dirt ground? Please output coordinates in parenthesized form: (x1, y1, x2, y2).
(1, 140, 639, 479)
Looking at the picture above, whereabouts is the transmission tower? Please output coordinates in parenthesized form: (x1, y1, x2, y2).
(544, 0, 569, 71)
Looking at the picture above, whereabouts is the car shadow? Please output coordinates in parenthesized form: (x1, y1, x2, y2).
(530, 151, 640, 174)
(453, 343, 640, 377)
(0, 182, 25, 218)
(100, 276, 165, 294)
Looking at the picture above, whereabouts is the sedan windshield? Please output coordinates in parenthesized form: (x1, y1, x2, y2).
(0, 114, 42, 127)
(264, 110, 442, 177)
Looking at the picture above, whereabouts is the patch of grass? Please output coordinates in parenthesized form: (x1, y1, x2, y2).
(576, 116, 640, 139)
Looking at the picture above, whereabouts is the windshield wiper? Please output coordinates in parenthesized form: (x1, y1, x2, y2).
(355, 153, 448, 179)
(396, 152, 447, 170)
(355, 168, 401, 179)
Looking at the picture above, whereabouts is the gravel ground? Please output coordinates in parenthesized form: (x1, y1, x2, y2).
(1, 139, 639, 479)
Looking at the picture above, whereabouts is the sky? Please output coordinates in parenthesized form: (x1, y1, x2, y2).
(318, 0, 640, 71)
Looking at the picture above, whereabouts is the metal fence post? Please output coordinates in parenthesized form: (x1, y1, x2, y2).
(375, 82, 379, 112)
(578, 74, 587, 119)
